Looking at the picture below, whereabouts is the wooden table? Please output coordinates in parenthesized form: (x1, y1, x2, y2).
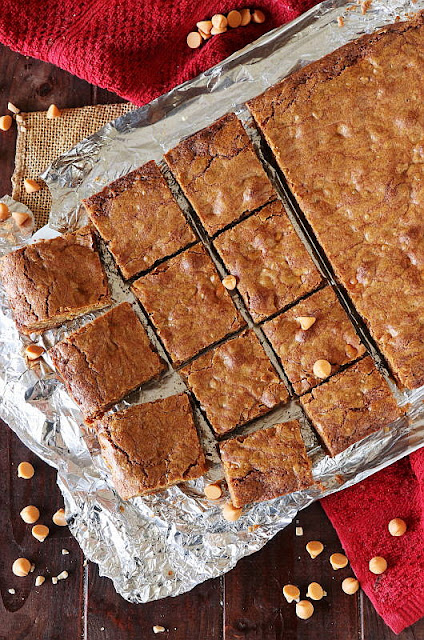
(1, 44, 423, 640)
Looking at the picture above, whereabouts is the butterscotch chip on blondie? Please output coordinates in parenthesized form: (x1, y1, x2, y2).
(263, 287, 366, 394)
(300, 357, 403, 457)
(181, 330, 288, 436)
(214, 200, 322, 321)
(0, 226, 110, 335)
(165, 113, 275, 235)
(50, 302, 165, 419)
(132, 244, 245, 366)
(220, 420, 313, 508)
(82, 161, 196, 279)
(96, 393, 207, 500)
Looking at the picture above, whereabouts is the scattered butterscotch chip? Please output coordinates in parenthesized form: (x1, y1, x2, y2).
(187, 31, 202, 49)
(222, 275, 237, 290)
(12, 558, 31, 577)
(32, 524, 50, 542)
(196, 20, 212, 34)
(18, 461, 34, 479)
(51, 576, 58, 585)
(369, 556, 387, 575)
(337, 16, 345, 27)
(313, 359, 332, 379)
(199, 30, 211, 40)
(342, 577, 360, 594)
(283, 584, 300, 603)
(296, 600, 314, 620)
(211, 26, 227, 35)
(47, 104, 61, 119)
(24, 344, 45, 361)
(62, 548, 70, 555)
(52, 508, 67, 527)
(306, 540, 324, 559)
(222, 501, 242, 522)
(20, 505, 40, 524)
(240, 8, 251, 25)
(307, 582, 326, 600)
(227, 10, 242, 28)
(296, 316, 316, 331)
(35, 575, 45, 587)
(153, 626, 166, 634)
(0, 203, 10, 220)
(30, 563, 35, 573)
(252, 9, 265, 23)
(12, 211, 30, 227)
(211, 13, 227, 29)
(388, 518, 407, 537)
(204, 482, 222, 500)
(0, 115, 12, 131)
(295, 526, 303, 536)
(330, 553, 348, 570)
(7, 102, 20, 114)
(24, 178, 41, 194)
(57, 570, 69, 580)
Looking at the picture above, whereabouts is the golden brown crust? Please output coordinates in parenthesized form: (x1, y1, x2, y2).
(263, 287, 366, 394)
(96, 393, 207, 500)
(165, 113, 276, 235)
(132, 244, 245, 366)
(82, 161, 196, 279)
(248, 15, 424, 389)
(181, 329, 288, 436)
(214, 200, 322, 322)
(50, 302, 166, 419)
(300, 357, 404, 457)
(0, 226, 110, 335)
(220, 420, 313, 508)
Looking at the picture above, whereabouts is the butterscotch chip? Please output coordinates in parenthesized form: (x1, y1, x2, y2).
(0, 226, 110, 335)
(296, 316, 316, 331)
(18, 462, 34, 479)
(313, 359, 332, 380)
(0, 115, 12, 131)
(227, 10, 242, 28)
(181, 330, 288, 436)
(46, 104, 61, 119)
(187, 31, 202, 48)
(199, 30, 211, 40)
(283, 584, 300, 603)
(50, 302, 165, 419)
(369, 556, 387, 574)
(211, 14, 227, 28)
(211, 26, 227, 35)
(32, 524, 49, 542)
(342, 577, 359, 594)
(196, 20, 212, 34)
(204, 483, 222, 500)
(252, 9, 266, 23)
(11, 211, 30, 227)
(96, 394, 206, 500)
(24, 178, 41, 193)
(306, 540, 324, 558)
(35, 576, 45, 586)
(20, 505, 40, 524)
(222, 275, 237, 290)
(12, 558, 31, 577)
(222, 502, 242, 522)
(240, 8, 251, 25)
(388, 518, 407, 536)
(165, 113, 275, 235)
(220, 421, 312, 508)
(330, 553, 348, 569)
(52, 508, 67, 527)
(307, 582, 326, 600)
(0, 203, 10, 220)
(7, 102, 20, 114)
(24, 344, 44, 360)
(296, 600, 314, 620)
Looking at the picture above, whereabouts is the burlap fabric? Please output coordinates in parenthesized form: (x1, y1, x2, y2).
(12, 102, 135, 229)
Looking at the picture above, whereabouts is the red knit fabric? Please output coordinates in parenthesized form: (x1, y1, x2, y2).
(0, 1, 422, 634)
(322, 450, 424, 635)
(0, 0, 318, 107)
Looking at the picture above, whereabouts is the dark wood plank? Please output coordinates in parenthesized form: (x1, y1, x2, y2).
(0, 422, 84, 640)
(86, 563, 223, 639)
(223, 502, 359, 640)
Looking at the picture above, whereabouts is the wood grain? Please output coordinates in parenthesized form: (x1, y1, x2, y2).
(0, 42, 424, 640)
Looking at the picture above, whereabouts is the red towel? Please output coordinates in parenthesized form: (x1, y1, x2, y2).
(0, 0, 422, 634)
(322, 452, 424, 634)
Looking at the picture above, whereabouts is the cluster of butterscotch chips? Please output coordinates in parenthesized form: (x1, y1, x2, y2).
(187, 8, 266, 48)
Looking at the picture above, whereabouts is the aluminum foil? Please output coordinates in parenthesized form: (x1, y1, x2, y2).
(1, 0, 424, 603)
